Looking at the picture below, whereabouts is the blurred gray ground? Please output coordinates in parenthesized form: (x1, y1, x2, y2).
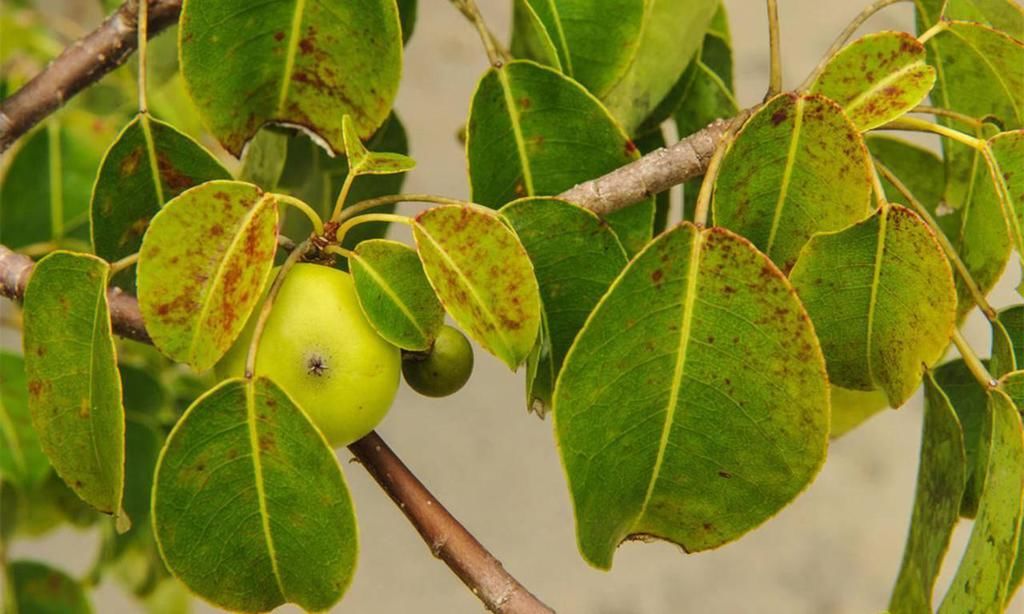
(6, 1, 1024, 612)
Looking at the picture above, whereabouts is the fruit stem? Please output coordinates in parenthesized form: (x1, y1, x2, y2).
(952, 329, 997, 389)
(335, 193, 473, 224)
(766, 0, 782, 98)
(136, 0, 148, 114)
(911, 106, 984, 129)
(329, 170, 358, 223)
(333, 213, 412, 246)
(323, 244, 355, 260)
(274, 193, 324, 235)
(692, 133, 731, 227)
(878, 117, 985, 150)
(108, 252, 140, 278)
(243, 239, 313, 379)
(873, 159, 997, 321)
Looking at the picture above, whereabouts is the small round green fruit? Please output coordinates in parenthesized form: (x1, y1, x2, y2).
(402, 325, 474, 398)
(216, 263, 400, 447)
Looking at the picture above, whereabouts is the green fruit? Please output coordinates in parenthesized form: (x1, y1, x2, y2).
(216, 263, 400, 447)
(402, 325, 474, 398)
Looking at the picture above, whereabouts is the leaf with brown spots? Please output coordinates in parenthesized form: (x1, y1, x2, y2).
(466, 60, 654, 255)
(179, 0, 403, 156)
(7, 560, 92, 614)
(22, 251, 125, 517)
(789, 205, 957, 407)
(937, 387, 1024, 613)
(412, 205, 541, 369)
(809, 31, 936, 131)
(91, 113, 230, 270)
(153, 377, 357, 612)
(713, 93, 874, 270)
(553, 223, 829, 568)
(137, 180, 279, 372)
(870, 135, 1012, 319)
(889, 371, 967, 614)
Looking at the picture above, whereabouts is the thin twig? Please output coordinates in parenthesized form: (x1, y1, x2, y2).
(766, 0, 782, 98)
(136, 0, 149, 114)
(951, 329, 998, 388)
(799, 0, 909, 91)
(348, 433, 553, 614)
(0, 0, 182, 151)
(911, 105, 984, 128)
(449, 0, 511, 66)
(0, 242, 552, 613)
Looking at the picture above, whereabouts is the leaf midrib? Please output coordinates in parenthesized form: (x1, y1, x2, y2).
(245, 380, 288, 602)
(497, 67, 536, 197)
(865, 207, 890, 393)
(85, 262, 115, 508)
(186, 193, 274, 366)
(415, 222, 516, 364)
(765, 96, 806, 256)
(351, 253, 429, 343)
(843, 60, 931, 124)
(276, 0, 309, 115)
(631, 229, 703, 531)
(140, 114, 167, 207)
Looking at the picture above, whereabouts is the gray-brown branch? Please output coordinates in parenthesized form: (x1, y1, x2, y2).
(0, 243, 553, 614)
(0, 0, 183, 152)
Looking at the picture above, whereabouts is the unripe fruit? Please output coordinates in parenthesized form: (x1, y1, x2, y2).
(216, 263, 400, 447)
(402, 325, 474, 398)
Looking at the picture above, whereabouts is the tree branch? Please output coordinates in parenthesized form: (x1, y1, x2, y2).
(0, 0, 182, 152)
(557, 114, 747, 215)
(0, 243, 552, 614)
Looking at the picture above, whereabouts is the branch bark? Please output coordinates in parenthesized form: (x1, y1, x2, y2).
(0, 0, 183, 152)
(0, 243, 552, 613)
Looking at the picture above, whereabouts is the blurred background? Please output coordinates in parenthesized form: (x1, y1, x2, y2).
(2, 0, 1022, 612)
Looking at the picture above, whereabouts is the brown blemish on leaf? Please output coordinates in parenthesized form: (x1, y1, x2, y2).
(157, 153, 196, 192)
(120, 147, 144, 176)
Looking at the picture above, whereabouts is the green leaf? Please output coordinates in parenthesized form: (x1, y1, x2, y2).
(121, 416, 162, 542)
(870, 135, 1011, 319)
(0, 113, 118, 249)
(22, 252, 125, 516)
(509, 0, 643, 97)
(941, 0, 1024, 39)
(554, 223, 829, 568)
(179, 0, 403, 156)
(90, 113, 230, 265)
(829, 385, 889, 439)
(466, 59, 654, 255)
(790, 205, 957, 407)
(1004, 371, 1024, 605)
(933, 360, 992, 518)
(713, 93, 873, 270)
(0, 352, 49, 490)
(500, 197, 627, 414)
(986, 130, 1024, 278)
(397, 0, 417, 45)
(412, 205, 541, 369)
(889, 372, 967, 613)
(6, 560, 92, 614)
(672, 50, 739, 139)
(600, 0, 718, 134)
(992, 305, 1024, 377)
(153, 377, 357, 612)
(510, 0, 563, 71)
(938, 388, 1024, 613)
(809, 31, 935, 131)
(342, 114, 415, 176)
(238, 127, 291, 191)
(279, 113, 409, 252)
(137, 180, 279, 372)
(350, 239, 444, 351)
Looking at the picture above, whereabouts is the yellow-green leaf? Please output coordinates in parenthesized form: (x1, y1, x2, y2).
(790, 205, 957, 407)
(412, 205, 541, 369)
(137, 180, 279, 372)
(0, 351, 50, 490)
(713, 93, 873, 270)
